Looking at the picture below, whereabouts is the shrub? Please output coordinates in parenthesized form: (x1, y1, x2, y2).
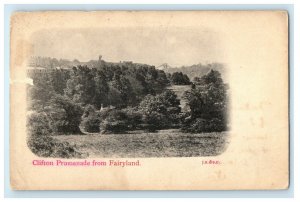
(81, 115, 100, 133)
(138, 90, 181, 130)
(121, 107, 143, 130)
(80, 105, 100, 133)
(141, 111, 166, 132)
(45, 95, 83, 134)
(27, 135, 84, 158)
(170, 72, 191, 85)
(182, 118, 227, 133)
(27, 111, 85, 158)
(181, 70, 229, 133)
(27, 112, 52, 136)
(184, 70, 228, 120)
(99, 109, 129, 133)
(206, 118, 227, 132)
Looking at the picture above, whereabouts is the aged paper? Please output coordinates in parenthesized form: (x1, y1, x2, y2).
(10, 11, 289, 190)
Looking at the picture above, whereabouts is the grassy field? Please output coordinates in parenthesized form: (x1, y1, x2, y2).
(52, 129, 229, 158)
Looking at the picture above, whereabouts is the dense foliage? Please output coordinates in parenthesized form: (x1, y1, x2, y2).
(27, 135, 84, 158)
(27, 112, 84, 158)
(82, 90, 182, 133)
(138, 90, 181, 131)
(45, 95, 83, 134)
(182, 70, 229, 132)
(29, 63, 170, 109)
(170, 72, 191, 85)
(27, 56, 229, 157)
(80, 105, 101, 133)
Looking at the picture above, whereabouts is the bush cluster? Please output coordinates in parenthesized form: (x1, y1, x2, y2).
(182, 70, 228, 133)
(79, 90, 181, 134)
(80, 105, 101, 133)
(182, 118, 227, 133)
(27, 111, 84, 158)
(27, 135, 84, 158)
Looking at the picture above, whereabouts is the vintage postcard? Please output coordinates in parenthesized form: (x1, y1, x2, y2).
(10, 11, 289, 190)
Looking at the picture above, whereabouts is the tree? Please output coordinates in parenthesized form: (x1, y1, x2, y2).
(64, 66, 96, 106)
(27, 111, 52, 136)
(111, 74, 136, 107)
(50, 69, 70, 95)
(183, 70, 228, 132)
(45, 95, 83, 134)
(121, 107, 142, 130)
(106, 83, 123, 107)
(155, 70, 170, 91)
(185, 70, 227, 119)
(93, 70, 109, 108)
(99, 109, 129, 133)
(28, 72, 55, 108)
(80, 105, 100, 133)
(138, 90, 181, 130)
(27, 111, 84, 158)
(170, 72, 191, 85)
(158, 90, 181, 124)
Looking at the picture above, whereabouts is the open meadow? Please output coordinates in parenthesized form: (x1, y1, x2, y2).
(52, 129, 229, 158)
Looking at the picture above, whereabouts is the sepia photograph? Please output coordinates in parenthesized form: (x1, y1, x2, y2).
(26, 26, 230, 158)
(9, 11, 289, 190)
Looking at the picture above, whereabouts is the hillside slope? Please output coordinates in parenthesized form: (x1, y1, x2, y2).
(163, 63, 227, 82)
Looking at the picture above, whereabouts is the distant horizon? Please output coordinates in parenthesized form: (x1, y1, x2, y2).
(29, 55, 225, 69)
(30, 27, 225, 67)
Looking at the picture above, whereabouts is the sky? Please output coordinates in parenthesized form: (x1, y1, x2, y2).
(30, 27, 224, 67)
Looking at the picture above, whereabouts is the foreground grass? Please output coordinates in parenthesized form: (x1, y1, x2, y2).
(52, 129, 229, 158)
